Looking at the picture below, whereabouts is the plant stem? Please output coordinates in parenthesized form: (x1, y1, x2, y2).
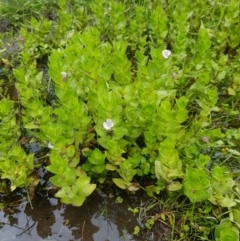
(26, 187, 33, 209)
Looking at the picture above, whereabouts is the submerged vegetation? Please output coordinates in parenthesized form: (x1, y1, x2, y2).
(1, 0, 240, 240)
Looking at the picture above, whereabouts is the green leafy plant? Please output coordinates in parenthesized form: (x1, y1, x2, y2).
(1, 0, 240, 240)
(215, 219, 239, 241)
(184, 166, 211, 203)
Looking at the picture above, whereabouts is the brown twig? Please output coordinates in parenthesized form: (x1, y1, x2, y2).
(81, 220, 85, 241)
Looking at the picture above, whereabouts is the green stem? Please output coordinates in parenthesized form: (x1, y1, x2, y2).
(171, 213, 175, 241)
(26, 186, 33, 209)
(190, 202, 195, 233)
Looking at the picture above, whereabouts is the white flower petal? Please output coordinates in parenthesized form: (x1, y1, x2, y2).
(103, 122, 111, 130)
(61, 71, 67, 81)
(103, 119, 114, 130)
(106, 119, 114, 127)
(48, 142, 54, 149)
(202, 136, 209, 143)
(162, 49, 172, 59)
(172, 72, 177, 78)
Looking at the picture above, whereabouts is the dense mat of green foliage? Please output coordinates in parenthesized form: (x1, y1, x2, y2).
(1, 0, 240, 240)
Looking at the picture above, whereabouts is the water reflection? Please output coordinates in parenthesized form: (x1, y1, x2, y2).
(0, 191, 141, 241)
(0, 201, 37, 241)
(92, 214, 135, 241)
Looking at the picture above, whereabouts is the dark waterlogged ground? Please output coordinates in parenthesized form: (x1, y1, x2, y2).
(0, 181, 170, 241)
(0, 190, 141, 241)
(0, 193, 137, 241)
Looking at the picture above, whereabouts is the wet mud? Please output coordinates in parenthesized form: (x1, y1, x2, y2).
(0, 183, 172, 241)
(0, 190, 140, 241)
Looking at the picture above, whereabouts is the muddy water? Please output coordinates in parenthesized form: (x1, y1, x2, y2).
(0, 189, 148, 241)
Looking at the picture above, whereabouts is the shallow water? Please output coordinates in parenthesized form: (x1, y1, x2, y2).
(0, 190, 146, 241)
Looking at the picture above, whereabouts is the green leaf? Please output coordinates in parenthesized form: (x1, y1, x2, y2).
(228, 88, 236, 96)
(215, 220, 239, 241)
(176, 110, 188, 123)
(133, 226, 140, 235)
(167, 181, 182, 191)
(175, 96, 188, 111)
(60, 197, 72, 204)
(72, 194, 86, 206)
(95, 124, 107, 137)
(106, 163, 117, 171)
(228, 149, 240, 156)
(209, 194, 236, 207)
(68, 157, 80, 168)
(232, 209, 240, 226)
(217, 71, 227, 81)
(98, 177, 106, 184)
(55, 186, 72, 199)
(233, 74, 240, 85)
(89, 148, 105, 165)
(129, 128, 142, 138)
(197, 24, 211, 54)
(128, 183, 140, 191)
(113, 178, 127, 189)
(145, 185, 162, 197)
(196, 154, 210, 168)
(46, 153, 68, 175)
(49, 168, 76, 187)
(97, 137, 109, 149)
(154, 161, 161, 179)
(198, 72, 211, 85)
(75, 176, 91, 190)
(140, 105, 155, 121)
(208, 128, 224, 140)
(92, 165, 105, 173)
(81, 183, 96, 196)
(66, 145, 75, 158)
(184, 167, 211, 202)
(113, 127, 128, 140)
(76, 167, 87, 177)
(49, 152, 65, 165)
(24, 122, 39, 129)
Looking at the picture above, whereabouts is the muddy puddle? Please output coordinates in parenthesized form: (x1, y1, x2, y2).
(0, 191, 138, 241)
(0, 184, 169, 241)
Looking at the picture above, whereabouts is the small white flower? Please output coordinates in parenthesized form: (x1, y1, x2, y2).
(202, 136, 209, 143)
(61, 71, 67, 81)
(48, 142, 54, 149)
(172, 72, 177, 78)
(103, 119, 114, 131)
(162, 49, 172, 59)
